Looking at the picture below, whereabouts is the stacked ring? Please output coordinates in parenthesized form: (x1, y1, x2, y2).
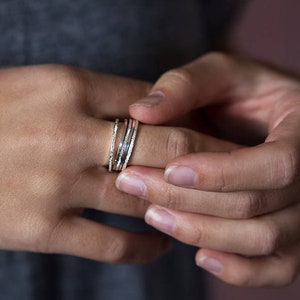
(108, 118, 139, 172)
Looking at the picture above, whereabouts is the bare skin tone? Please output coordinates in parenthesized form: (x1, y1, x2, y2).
(0, 64, 235, 264)
(117, 53, 300, 286)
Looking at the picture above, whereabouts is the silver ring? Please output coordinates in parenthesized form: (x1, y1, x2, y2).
(108, 118, 139, 172)
(108, 118, 119, 172)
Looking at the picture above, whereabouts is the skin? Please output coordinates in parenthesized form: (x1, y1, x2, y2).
(0, 64, 166, 263)
(0, 64, 235, 264)
(116, 53, 300, 286)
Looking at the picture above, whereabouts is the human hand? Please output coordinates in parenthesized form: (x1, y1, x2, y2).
(116, 53, 300, 285)
(0, 64, 196, 264)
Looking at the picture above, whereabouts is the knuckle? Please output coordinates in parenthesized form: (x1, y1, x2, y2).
(190, 230, 205, 247)
(216, 162, 228, 192)
(164, 186, 183, 210)
(166, 128, 194, 159)
(234, 192, 264, 219)
(187, 224, 205, 246)
(258, 221, 282, 255)
(274, 146, 298, 188)
(162, 68, 194, 88)
(52, 65, 84, 93)
(201, 51, 231, 66)
(41, 65, 85, 103)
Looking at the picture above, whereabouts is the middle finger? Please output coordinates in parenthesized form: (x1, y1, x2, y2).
(116, 167, 298, 218)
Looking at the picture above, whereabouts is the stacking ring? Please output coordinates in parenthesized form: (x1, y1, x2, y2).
(108, 118, 139, 172)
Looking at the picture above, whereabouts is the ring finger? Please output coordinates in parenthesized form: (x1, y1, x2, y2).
(86, 118, 241, 169)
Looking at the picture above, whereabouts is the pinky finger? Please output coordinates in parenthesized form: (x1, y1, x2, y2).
(195, 245, 300, 287)
(47, 216, 171, 264)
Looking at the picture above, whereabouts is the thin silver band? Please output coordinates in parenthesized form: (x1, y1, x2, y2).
(115, 118, 130, 171)
(108, 118, 119, 172)
(123, 119, 139, 169)
(108, 118, 139, 172)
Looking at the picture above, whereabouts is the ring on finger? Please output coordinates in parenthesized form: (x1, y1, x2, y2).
(108, 118, 139, 172)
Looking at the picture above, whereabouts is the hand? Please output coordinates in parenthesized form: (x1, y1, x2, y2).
(116, 53, 300, 286)
(0, 64, 188, 263)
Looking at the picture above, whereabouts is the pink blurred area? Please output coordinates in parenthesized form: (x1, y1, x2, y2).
(230, 0, 300, 71)
(208, 1, 300, 299)
(208, 274, 300, 300)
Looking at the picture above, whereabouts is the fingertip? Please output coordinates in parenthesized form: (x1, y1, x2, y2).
(129, 91, 167, 124)
(129, 89, 192, 124)
(129, 105, 159, 124)
(115, 170, 147, 199)
(195, 248, 285, 287)
(196, 255, 224, 275)
(130, 91, 165, 108)
(164, 165, 198, 188)
(195, 249, 225, 275)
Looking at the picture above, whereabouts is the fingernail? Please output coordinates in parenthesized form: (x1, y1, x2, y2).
(197, 256, 223, 274)
(130, 91, 165, 108)
(165, 166, 198, 187)
(116, 172, 146, 198)
(145, 207, 176, 235)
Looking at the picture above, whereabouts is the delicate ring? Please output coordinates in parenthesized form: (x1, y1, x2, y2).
(108, 118, 139, 172)
(108, 118, 119, 172)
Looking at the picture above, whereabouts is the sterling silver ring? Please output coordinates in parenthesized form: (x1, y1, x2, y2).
(108, 118, 139, 172)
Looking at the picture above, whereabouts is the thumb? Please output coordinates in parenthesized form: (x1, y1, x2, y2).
(129, 52, 251, 124)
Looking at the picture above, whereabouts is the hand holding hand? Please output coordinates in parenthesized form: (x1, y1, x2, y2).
(117, 53, 300, 286)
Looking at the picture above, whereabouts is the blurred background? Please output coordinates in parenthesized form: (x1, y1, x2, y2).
(230, 0, 300, 70)
(208, 0, 300, 299)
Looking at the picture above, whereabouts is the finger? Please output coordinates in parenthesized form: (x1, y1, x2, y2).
(0, 65, 151, 119)
(131, 125, 240, 168)
(79, 68, 152, 119)
(86, 117, 240, 168)
(69, 168, 149, 218)
(164, 140, 298, 191)
(196, 245, 300, 287)
(48, 215, 171, 263)
(144, 203, 300, 256)
(129, 53, 259, 124)
(116, 167, 298, 218)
